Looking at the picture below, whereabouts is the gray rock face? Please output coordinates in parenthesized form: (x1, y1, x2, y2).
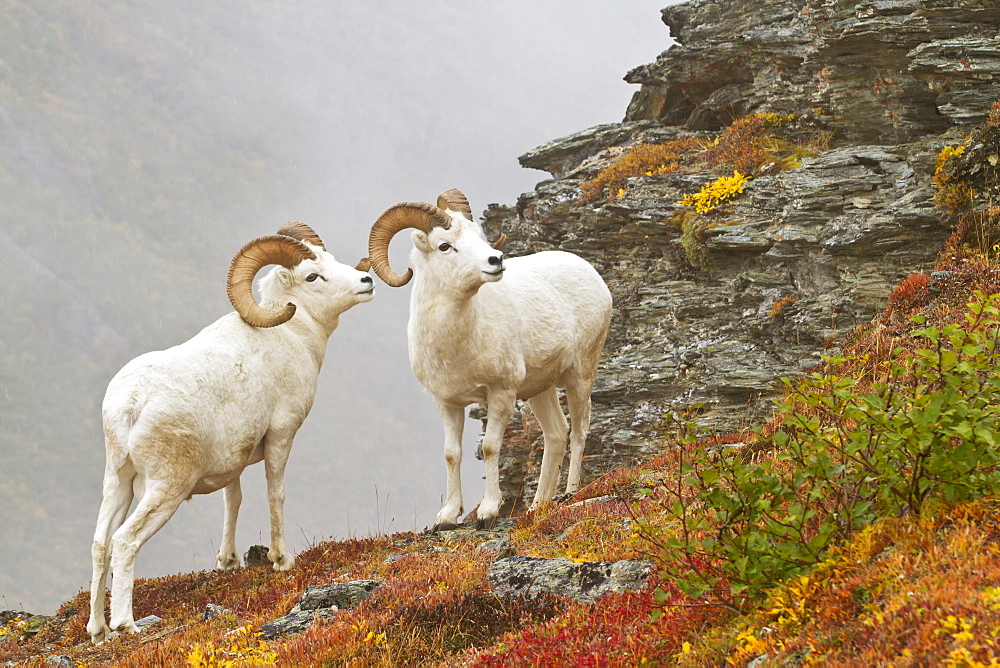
(259, 609, 335, 640)
(259, 580, 384, 639)
(299, 580, 383, 612)
(487, 556, 652, 603)
(472, 0, 999, 513)
(626, 0, 999, 139)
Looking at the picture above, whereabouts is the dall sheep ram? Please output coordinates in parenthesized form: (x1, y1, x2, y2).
(87, 223, 373, 644)
(366, 189, 612, 530)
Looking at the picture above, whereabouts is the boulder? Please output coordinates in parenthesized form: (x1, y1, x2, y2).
(487, 556, 651, 603)
(259, 580, 384, 639)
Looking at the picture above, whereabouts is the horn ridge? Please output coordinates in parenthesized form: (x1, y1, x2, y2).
(436, 189, 473, 221)
(227, 234, 316, 328)
(368, 202, 451, 287)
(276, 221, 325, 250)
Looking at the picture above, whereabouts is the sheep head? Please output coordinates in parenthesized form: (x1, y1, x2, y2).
(367, 190, 506, 287)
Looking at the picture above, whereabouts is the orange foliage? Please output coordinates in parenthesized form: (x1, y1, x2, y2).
(882, 272, 931, 323)
(579, 138, 701, 202)
(699, 112, 796, 174)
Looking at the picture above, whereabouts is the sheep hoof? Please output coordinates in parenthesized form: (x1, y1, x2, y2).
(216, 553, 242, 571)
(88, 624, 110, 645)
(475, 516, 498, 531)
(430, 522, 459, 533)
(112, 620, 139, 635)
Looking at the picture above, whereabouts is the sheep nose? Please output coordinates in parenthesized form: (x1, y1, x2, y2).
(488, 255, 503, 267)
(361, 275, 373, 285)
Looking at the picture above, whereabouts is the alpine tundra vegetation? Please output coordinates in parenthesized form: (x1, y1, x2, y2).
(4, 0, 1000, 665)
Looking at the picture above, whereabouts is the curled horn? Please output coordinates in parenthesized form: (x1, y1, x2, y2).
(436, 188, 506, 250)
(368, 202, 452, 287)
(276, 221, 325, 250)
(227, 235, 316, 328)
(436, 189, 473, 221)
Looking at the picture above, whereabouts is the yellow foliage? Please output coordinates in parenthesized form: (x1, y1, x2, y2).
(934, 144, 974, 214)
(677, 170, 750, 213)
(185, 628, 277, 667)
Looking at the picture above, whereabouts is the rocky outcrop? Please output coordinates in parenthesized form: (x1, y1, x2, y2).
(259, 580, 384, 639)
(473, 0, 1000, 513)
(487, 556, 652, 603)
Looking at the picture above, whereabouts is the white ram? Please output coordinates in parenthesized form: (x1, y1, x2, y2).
(87, 223, 373, 643)
(366, 189, 612, 530)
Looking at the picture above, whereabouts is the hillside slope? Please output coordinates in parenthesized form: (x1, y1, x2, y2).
(4, 0, 1000, 664)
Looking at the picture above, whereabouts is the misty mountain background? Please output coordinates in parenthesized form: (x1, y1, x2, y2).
(0, 1, 669, 613)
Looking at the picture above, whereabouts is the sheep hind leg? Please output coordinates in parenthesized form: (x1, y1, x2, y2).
(563, 374, 595, 495)
(527, 386, 569, 510)
(216, 478, 243, 571)
(432, 402, 466, 532)
(87, 461, 135, 644)
(108, 484, 187, 635)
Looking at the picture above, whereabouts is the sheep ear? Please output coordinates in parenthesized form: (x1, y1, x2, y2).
(411, 229, 432, 253)
(275, 267, 294, 287)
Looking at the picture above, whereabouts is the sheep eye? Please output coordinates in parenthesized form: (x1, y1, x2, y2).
(306, 273, 320, 282)
(438, 242, 452, 252)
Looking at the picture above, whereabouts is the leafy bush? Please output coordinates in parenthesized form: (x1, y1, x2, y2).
(643, 292, 1000, 606)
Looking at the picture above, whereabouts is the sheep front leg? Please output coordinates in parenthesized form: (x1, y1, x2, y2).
(432, 401, 466, 532)
(478, 390, 517, 530)
(216, 478, 242, 571)
(264, 440, 294, 571)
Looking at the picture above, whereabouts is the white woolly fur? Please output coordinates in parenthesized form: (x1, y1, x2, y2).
(86, 242, 373, 644)
(405, 209, 612, 531)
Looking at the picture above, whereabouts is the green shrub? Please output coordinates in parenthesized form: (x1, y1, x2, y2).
(643, 292, 1000, 607)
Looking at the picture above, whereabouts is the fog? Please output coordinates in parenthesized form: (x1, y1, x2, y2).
(0, 1, 670, 613)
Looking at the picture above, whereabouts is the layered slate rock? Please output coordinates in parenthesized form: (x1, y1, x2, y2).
(299, 580, 383, 611)
(487, 556, 652, 603)
(259, 580, 384, 639)
(471, 0, 1000, 514)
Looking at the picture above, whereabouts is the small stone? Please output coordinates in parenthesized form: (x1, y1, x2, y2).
(203, 603, 232, 621)
(478, 536, 516, 558)
(424, 545, 453, 554)
(134, 615, 163, 632)
(244, 545, 271, 567)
